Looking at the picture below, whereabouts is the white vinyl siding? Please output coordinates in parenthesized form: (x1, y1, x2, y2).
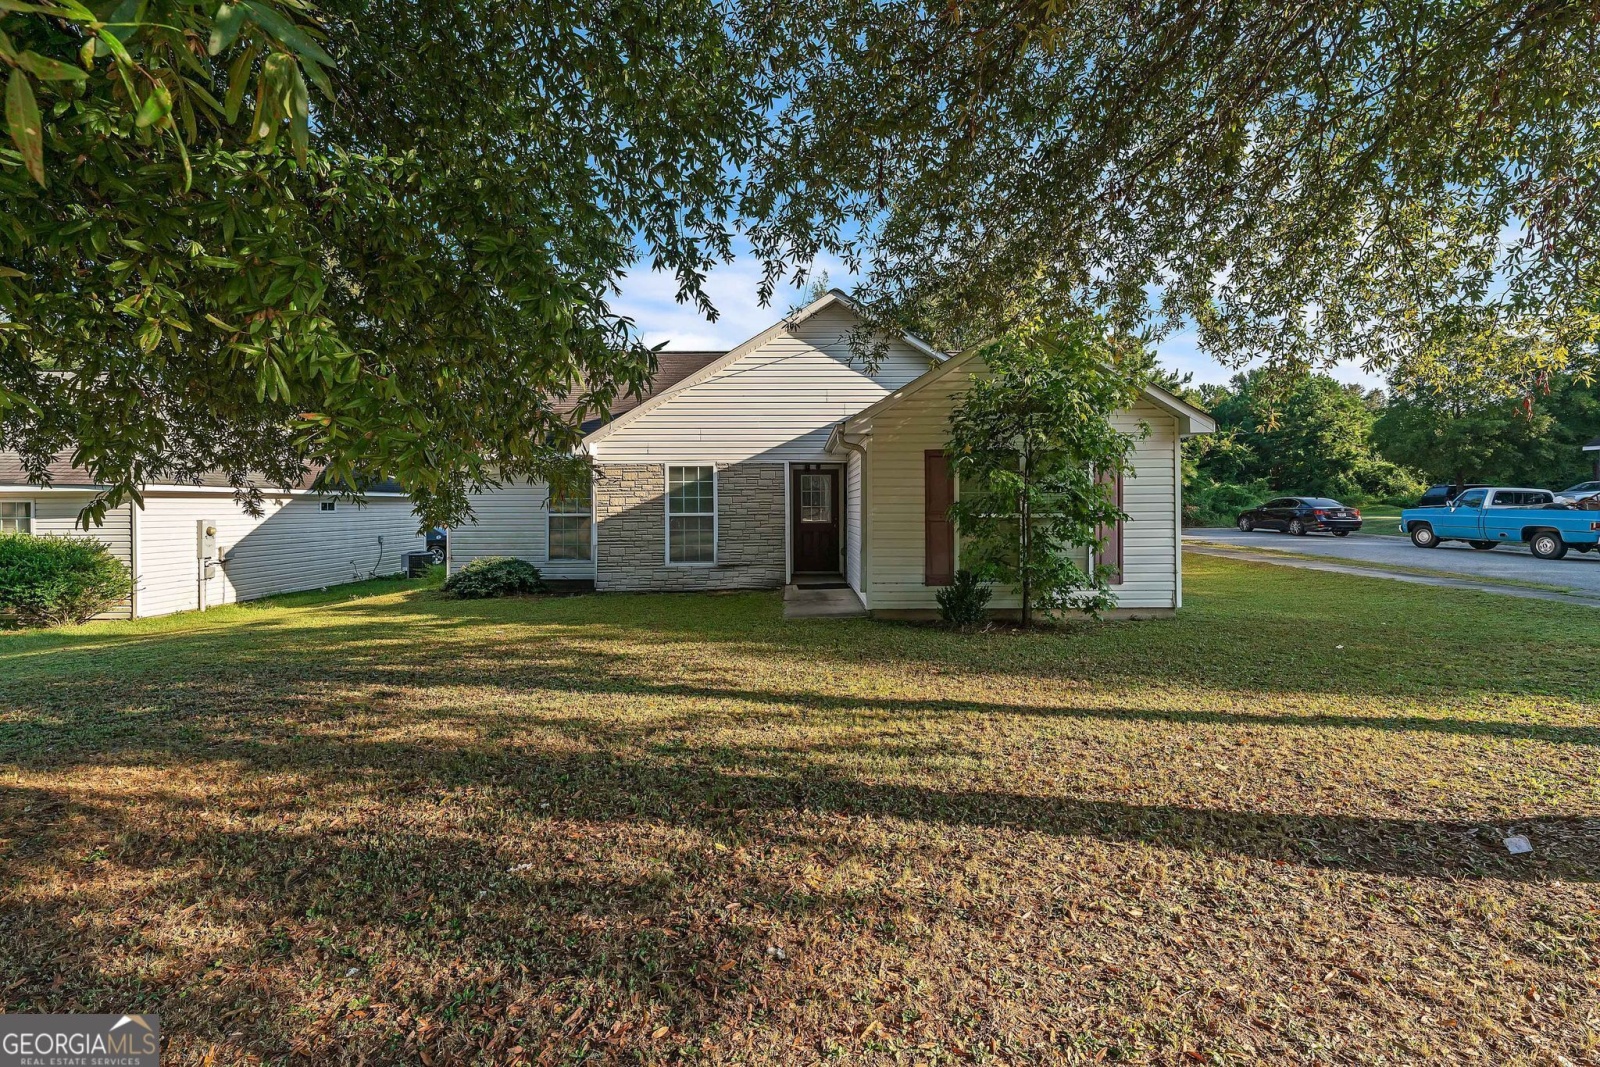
(135, 492, 422, 617)
(447, 482, 597, 580)
(1, 492, 135, 619)
(592, 304, 934, 463)
(857, 365, 1181, 612)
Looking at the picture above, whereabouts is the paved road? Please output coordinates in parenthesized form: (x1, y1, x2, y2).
(1185, 526, 1600, 599)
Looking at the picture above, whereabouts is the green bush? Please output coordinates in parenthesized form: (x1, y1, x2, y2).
(441, 556, 547, 599)
(1183, 480, 1273, 528)
(0, 533, 133, 627)
(936, 569, 993, 631)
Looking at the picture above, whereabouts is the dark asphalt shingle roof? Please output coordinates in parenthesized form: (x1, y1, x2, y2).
(2, 354, 726, 490)
(564, 351, 725, 433)
(0, 452, 402, 493)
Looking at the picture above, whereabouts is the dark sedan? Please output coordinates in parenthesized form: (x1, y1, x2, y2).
(1236, 496, 1363, 536)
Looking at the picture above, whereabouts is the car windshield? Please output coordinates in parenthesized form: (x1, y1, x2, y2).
(1562, 482, 1600, 493)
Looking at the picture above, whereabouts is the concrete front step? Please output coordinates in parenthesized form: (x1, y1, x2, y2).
(782, 583, 868, 619)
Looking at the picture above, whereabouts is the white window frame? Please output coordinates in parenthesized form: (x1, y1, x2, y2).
(0, 498, 35, 534)
(319, 500, 336, 512)
(545, 476, 594, 563)
(664, 463, 717, 567)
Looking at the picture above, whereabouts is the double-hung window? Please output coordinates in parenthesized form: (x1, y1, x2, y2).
(547, 476, 592, 561)
(666, 465, 715, 564)
(0, 500, 31, 533)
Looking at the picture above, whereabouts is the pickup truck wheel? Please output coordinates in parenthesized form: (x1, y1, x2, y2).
(1468, 540, 1496, 550)
(1409, 524, 1439, 548)
(1287, 519, 1308, 536)
(1529, 531, 1568, 560)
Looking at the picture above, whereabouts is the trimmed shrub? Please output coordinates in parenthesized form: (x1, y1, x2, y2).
(0, 532, 133, 627)
(441, 556, 547, 599)
(936, 569, 992, 631)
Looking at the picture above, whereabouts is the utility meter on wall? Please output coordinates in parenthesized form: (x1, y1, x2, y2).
(197, 519, 219, 577)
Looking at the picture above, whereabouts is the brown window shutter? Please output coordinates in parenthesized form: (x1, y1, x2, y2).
(1097, 469, 1124, 585)
(924, 450, 956, 585)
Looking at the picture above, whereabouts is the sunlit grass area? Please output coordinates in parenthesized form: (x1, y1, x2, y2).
(2, 555, 1596, 1064)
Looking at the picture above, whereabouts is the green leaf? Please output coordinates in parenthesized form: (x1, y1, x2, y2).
(0, 27, 15, 62)
(78, 36, 96, 69)
(287, 62, 308, 165)
(134, 80, 172, 128)
(103, 0, 145, 35)
(5, 68, 44, 186)
(94, 28, 132, 67)
(17, 51, 89, 82)
(222, 44, 255, 123)
(240, 1, 334, 68)
(208, 2, 248, 56)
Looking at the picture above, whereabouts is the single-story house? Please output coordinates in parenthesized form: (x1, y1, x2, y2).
(451, 291, 1215, 617)
(0, 454, 424, 619)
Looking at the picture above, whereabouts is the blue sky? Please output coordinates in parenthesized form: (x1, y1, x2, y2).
(612, 244, 1384, 389)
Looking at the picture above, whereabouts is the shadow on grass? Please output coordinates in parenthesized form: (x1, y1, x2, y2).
(4, 566, 1598, 1061)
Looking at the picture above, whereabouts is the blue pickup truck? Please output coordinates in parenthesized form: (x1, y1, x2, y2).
(1401, 487, 1600, 560)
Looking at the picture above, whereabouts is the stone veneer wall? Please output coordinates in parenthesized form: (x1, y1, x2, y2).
(593, 462, 787, 591)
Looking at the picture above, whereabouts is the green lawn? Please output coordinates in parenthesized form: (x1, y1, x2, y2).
(2, 558, 1597, 1065)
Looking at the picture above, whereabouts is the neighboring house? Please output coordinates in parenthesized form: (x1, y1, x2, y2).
(1586, 435, 1600, 479)
(0, 454, 423, 619)
(451, 291, 1216, 617)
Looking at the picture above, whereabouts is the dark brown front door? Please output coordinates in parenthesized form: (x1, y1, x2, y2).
(792, 467, 841, 573)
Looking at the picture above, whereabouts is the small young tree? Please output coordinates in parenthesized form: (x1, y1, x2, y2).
(947, 321, 1144, 627)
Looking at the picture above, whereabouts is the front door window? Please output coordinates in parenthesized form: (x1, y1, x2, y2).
(800, 474, 832, 524)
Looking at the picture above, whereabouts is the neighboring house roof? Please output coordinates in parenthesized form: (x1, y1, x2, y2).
(1584, 435, 1600, 452)
(582, 289, 944, 446)
(829, 345, 1218, 444)
(561, 351, 725, 433)
(0, 451, 405, 494)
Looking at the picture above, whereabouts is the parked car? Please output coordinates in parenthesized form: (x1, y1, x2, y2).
(1554, 480, 1600, 505)
(1400, 487, 1600, 559)
(1414, 483, 1490, 508)
(1236, 496, 1363, 536)
(426, 527, 447, 564)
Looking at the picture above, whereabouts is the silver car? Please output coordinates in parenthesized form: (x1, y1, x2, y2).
(1554, 480, 1600, 504)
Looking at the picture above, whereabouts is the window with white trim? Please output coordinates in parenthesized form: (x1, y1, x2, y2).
(0, 500, 31, 533)
(319, 500, 336, 512)
(666, 465, 715, 564)
(547, 476, 592, 561)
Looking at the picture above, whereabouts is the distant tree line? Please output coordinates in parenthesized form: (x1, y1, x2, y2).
(1181, 370, 1600, 526)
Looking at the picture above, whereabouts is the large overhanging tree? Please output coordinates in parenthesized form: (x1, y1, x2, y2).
(746, 0, 1600, 384)
(1, 0, 779, 525)
(6, 0, 1599, 525)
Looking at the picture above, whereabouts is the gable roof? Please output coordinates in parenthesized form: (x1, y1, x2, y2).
(560, 350, 724, 433)
(581, 289, 944, 446)
(832, 345, 1218, 441)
